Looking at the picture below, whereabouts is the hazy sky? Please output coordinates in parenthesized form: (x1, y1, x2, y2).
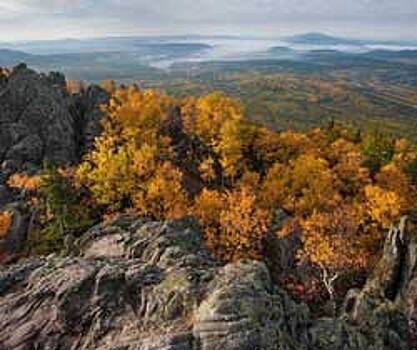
(0, 0, 417, 41)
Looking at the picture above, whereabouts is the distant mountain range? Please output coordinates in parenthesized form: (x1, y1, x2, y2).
(1, 37, 214, 55)
(1, 33, 417, 81)
(0, 42, 212, 80)
(284, 32, 417, 47)
(3, 33, 414, 56)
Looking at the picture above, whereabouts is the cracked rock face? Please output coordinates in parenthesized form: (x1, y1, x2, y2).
(71, 84, 110, 155)
(0, 64, 77, 174)
(0, 64, 109, 178)
(0, 215, 414, 350)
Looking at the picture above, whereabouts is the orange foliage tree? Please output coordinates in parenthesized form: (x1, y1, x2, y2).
(298, 207, 369, 309)
(199, 156, 217, 183)
(8, 173, 41, 192)
(194, 184, 270, 261)
(0, 211, 12, 239)
(219, 187, 270, 261)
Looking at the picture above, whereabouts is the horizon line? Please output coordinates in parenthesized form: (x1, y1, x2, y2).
(2, 31, 416, 45)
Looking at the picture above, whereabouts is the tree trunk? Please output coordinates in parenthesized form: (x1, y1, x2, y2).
(321, 266, 339, 317)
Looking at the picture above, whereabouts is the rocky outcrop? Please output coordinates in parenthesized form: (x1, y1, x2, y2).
(0, 64, 109, 176)
(0, 215, 414, 349)
(0, 65, 109, 259)
(70, 84, 110, 156)
(344, 217, 410, 320)
(0, 64, 76, 175)
(193, 261, 311, 350)
(342, 216, 416, 348)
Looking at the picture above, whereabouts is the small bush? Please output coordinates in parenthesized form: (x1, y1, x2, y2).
(29, 162, 95, 254)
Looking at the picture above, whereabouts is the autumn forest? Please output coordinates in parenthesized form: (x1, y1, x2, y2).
(2, 82, 417, 313)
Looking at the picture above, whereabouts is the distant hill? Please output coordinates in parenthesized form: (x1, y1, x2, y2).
(0, 49, 33, 66)
(268, 46, 295, 53)
(284, 32, 416, 48)
(284, 33, 361, 46)
(363, 49, 417, 61)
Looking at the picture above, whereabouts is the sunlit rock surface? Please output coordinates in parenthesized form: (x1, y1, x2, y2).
(0, 215, 414, 349)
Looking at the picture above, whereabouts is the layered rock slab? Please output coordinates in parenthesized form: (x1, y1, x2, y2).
(0, 215, 414, 349)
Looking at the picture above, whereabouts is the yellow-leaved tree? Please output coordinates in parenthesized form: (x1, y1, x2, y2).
(364, 185, 402, 229)
(219, 186, 270, 261)
(183, 92, 248, 182)
(193, 188, 227, 253)
(76, 87, 188, 219)
(184, 92, 242, 147)
(133, 161, 188, 220)
(284, 154, 340, 214)
(215, 118, 246, 180)
(194, 184, 270, 261)
(299, 207, 368, 311)
(259, 162, 287, 209)
(375, 163, 410, 212)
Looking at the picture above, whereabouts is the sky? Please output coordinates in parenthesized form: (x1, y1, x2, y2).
(0, 0, 417, 41)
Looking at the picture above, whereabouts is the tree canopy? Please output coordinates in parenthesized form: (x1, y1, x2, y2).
(12, 86, 417, 306)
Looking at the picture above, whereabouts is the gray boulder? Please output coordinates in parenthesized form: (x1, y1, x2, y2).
(193, 261, 311, 350)
(0, 215, 414, 349)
